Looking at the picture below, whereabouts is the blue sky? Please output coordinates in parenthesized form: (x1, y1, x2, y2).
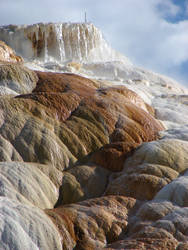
(0, 0, 188, 86)
(163, 0, 188, 22)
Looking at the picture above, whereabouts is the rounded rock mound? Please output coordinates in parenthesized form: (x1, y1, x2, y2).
(0, 68, 165, 249)
(105, 138, 188, 200)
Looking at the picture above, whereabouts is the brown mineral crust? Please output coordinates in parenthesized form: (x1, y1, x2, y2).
(15, 71, 163, 170)
(91, 100, 164, 171)
(45, 196, 142, 249)
(105, 165, 172, 199)
(131, 226, 176, 240)
(90, 141, 140, 172)
(98, 85, 155, 115)
(32, 73, 162, 139)
(33, 71, 98, 94)
(27, 27, 45, 57)
(31, 72, 160, 137)
(45, 208, 77, 249)
(17, 91, 81, 122)
(105, 237, 178, 250)
(26, 24, 64, 59)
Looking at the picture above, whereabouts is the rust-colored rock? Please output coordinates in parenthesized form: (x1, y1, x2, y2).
(105, 163, 178, 200)
(0, 69, 167, 248)
(0, 69, 164, 210)
(0, 23, 187, 250)
(46, 195, 142, 249)
(16, 72, 163, 172)
(90, 141, 140, 172)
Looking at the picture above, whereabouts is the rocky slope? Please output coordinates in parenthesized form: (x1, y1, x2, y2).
(0, 23, 188, 249)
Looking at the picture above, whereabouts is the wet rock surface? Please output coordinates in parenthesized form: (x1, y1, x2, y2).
(13, 71, 163, 172)
(0, 31, 188, 249)
(0, 64, 168, 249)
(0, 23, 130, 63)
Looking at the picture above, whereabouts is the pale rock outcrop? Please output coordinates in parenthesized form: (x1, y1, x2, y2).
(153, 94, 188, 129)
(159, 126, 188, 141)
(0, 23, 130, 64)
(0, 197, 62, 250)
(0, 40, 22, 63)
(123, 139, 188, 173)
(0, 86, 18, 96)
(127, 200, 188, 246)
(0, 134, 23, 161)
(154, 170, 188, 207)
(0, 162, 59, 209)
(0, 63, 38, 95)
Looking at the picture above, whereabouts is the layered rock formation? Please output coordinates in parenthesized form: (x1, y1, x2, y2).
(0, 22, 188, 249)
(0, 61, 166, 249)
(0, 23, 130, 64)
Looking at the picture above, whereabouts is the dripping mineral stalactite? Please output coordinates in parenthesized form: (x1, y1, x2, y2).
(0, 22, 131, 64)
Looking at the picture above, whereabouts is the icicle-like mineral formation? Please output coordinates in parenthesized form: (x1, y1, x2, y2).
(0, 22, 131, 65)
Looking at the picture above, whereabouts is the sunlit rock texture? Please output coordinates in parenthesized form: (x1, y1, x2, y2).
(0, 63, 38, 95)
(0, 197, 62, 250)
(105, 138, 188, 200)
(0, 62, 164, 249)
(0, 40, 22, 63)
(0, 22, 188, 250)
